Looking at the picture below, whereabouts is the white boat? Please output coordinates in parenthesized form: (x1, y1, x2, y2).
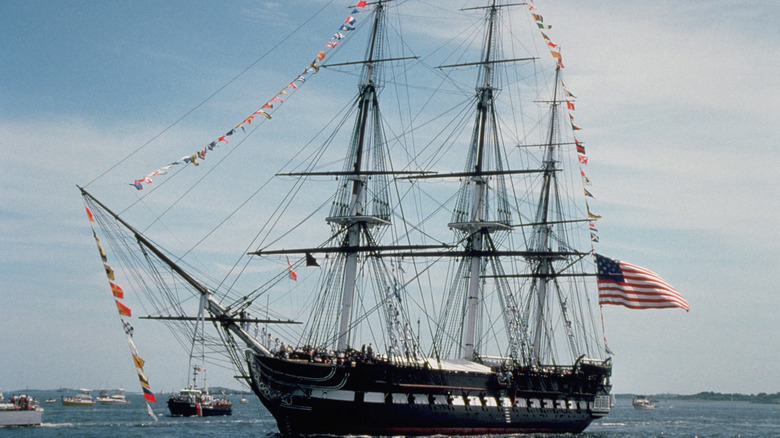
(61, 389, 95, 406)
(97, 389, 130, 405)
(0, 391, 43, 427)
(632, 395, 657, 410)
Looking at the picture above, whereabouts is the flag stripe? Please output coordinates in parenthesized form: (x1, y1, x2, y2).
(598, 297, 689, 310)
(599, 293, 689, 308)
(597, 289, 689, 304)
(601, 275, 678, 294)
(597, 285, 686, 301)
(598, 282, 689, 307)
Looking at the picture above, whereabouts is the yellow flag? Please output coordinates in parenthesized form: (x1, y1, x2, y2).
(97, 243, 107, 262)
(104, 264, 115, 280)
(132, 354, 146, 370)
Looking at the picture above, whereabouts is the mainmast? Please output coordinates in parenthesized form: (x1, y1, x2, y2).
(448, 2, 511, 360)
(326, 1, 391, 351)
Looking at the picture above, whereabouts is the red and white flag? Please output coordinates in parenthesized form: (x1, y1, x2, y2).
(287, 256, 297, 281)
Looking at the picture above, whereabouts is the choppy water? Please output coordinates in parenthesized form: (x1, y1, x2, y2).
(2, 392, 779, 437)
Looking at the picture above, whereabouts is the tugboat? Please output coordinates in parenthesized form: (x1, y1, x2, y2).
(167, 367, 232, 417)
(0, 391, 43, 427)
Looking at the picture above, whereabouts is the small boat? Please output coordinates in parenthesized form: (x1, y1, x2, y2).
(239, 397, 248, 404)
(632, 395, 657, 410)
(44, 398, 56, 404)
(61, 389, 95, 406)
(167, 367, 232, 417)
(167, 388, 232, 417)
(0, 391, 43, 427)
(97, 389, 130, 405)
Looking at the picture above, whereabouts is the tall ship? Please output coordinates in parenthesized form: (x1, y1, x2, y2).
(81, 0, 621, 434)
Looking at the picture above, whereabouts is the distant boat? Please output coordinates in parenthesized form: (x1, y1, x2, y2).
(240, 397, 248, 404)
(61, 389, 96, 406)
(45, 398, 56, 404)
(97, 389, 130, 405)
(632, 395, 657, 410)
(0, 390, 44, 427)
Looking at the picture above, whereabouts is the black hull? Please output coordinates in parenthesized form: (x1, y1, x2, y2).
(246, 352, 611, 435)
(167, 398, 232, 417)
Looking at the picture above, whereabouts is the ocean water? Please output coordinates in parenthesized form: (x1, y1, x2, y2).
(3, 392, 779, 437)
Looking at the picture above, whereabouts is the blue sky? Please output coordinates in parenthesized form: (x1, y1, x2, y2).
(1, 0, 778, 398)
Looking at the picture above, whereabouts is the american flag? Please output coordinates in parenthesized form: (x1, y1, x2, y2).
(595, 254, 689, 311)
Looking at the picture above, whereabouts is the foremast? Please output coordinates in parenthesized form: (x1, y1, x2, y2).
(248, 1, 431, 358)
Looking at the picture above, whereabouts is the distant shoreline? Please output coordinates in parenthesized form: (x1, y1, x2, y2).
(5, 386, 249, 396)
(617, 391, 780, 405)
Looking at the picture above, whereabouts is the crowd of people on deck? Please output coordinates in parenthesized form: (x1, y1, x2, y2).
(272, 341, 380, 365)
(257, 326, 382, 365)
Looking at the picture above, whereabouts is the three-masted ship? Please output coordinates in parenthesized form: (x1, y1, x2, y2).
(82, 0, 613, 434)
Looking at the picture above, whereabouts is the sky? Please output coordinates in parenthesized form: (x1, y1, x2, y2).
(1, 0, 779, 399)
